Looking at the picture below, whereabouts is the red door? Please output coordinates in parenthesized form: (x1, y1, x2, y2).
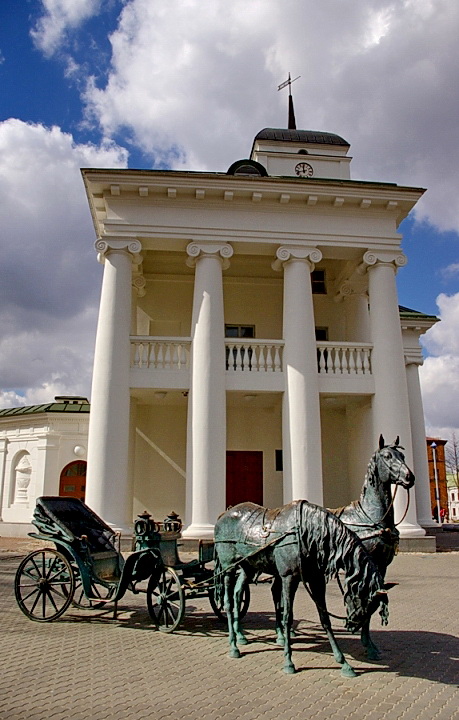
(226, 451, 263, 508)
(59, 461, 87, 501)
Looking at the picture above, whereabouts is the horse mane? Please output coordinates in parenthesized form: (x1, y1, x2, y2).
(300, 502, 387, 628)
(361, 452, 378, 493)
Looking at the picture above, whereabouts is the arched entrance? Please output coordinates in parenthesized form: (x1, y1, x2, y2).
(59, 461, 87, 501)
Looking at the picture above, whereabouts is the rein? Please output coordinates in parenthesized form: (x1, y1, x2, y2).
(207, 530, 294, 590)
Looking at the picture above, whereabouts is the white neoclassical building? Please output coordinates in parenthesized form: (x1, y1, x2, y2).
(81, 127, 437, 542)
(0, 397, 89, 535)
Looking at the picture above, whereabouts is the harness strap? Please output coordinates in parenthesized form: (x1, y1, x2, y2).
(208, 530, 295, 590)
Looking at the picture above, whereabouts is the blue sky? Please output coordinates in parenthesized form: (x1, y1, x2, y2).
(0, 0, 458, 439)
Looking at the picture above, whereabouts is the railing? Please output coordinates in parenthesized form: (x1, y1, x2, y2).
(131, 337, 191, 369)
(130, 337, 372, 377)
(225, 340, 284, 373)
(316, 342, 372, 375)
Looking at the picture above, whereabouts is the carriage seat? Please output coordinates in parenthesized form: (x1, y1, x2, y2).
(157, 532, 200, 571)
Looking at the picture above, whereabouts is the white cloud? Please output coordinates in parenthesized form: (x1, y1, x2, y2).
(31, 0, 103, 56)
(0, 119, 127, 404)
(441, 263, 459, 281)
(420, 293, 459, 438)
(79, 0, 459, 233)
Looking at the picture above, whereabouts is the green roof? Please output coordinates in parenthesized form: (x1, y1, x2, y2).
(399, 305, 438, 322)
(0, 397, 90, 417)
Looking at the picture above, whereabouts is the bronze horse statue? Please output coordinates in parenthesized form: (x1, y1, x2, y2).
(214, 500, 389, 675)
(329, 435, 414, 659)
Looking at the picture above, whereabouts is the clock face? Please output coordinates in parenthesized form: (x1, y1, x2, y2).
(295, 161, 313, 177)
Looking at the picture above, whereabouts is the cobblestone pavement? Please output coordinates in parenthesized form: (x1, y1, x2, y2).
(0, 548, 457, 720)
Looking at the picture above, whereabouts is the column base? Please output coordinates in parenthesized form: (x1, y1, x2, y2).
(398, 521, 426, 538)
(182, 523, 215, 540)
(419, 517, 440, 529)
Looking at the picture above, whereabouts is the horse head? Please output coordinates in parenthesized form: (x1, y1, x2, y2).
(344, 585, 390, 633)
(372, 434, 415, 490)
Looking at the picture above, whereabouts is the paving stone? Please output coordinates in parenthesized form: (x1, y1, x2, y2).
(0, 552, 458, 720)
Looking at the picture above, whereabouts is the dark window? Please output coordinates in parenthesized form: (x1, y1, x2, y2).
(312, 270, 326, 294)
(315, 327, 328, 341)
(275, 450, 283, 472)
(63, 461, 87, 477)
(225, 325, 255, 338)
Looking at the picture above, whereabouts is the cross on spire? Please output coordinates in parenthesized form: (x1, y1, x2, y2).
(278, 73, 300, 130)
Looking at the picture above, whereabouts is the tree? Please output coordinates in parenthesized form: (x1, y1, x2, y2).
(445, 432, 459, 488)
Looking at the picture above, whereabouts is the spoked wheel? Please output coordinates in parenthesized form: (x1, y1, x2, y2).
(208, 583, 250, 622)
(147, 567, 185, 632)
(15, 548, 75, 622)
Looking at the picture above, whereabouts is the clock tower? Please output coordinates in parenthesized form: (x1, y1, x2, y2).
(250, 128, 352, 180)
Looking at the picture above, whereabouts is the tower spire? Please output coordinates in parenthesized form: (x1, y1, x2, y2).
(278, 73, 300, 130)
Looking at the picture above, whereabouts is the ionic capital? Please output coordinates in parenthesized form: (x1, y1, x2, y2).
(360, 250, 407, 274)
(95, 236, 142, 265)
(272, 246, 322, 272)
(186, 242, 233, 269)
(404, 349, 424, 367)
(334, 280, 368, 303)
(132, 274, 146, 297)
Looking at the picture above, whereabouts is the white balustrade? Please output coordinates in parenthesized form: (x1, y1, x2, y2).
(225, 340, 284, 372)
(131, 337, 372, 378)
(130, 337, 191, 370)
(316, 342, 372, 376)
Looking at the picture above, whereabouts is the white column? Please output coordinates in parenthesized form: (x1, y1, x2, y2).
(337, 282, 370, 342)
(274, 246, 323, 506)
(86, 236, 142, 531)
(364, 251, 425, 536)
(182, 242, 233, 538)
(405, 354, 436, 527)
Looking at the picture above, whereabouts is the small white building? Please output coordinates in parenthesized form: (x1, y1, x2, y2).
(447, 485, 459, 522)
(0, 397, 89, 535)
(80, 125, 437, 542)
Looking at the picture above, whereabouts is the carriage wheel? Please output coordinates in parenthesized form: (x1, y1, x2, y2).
(14, 548, 75, 622)
(147, 567, 185, 632)
(208, 583, 250, 622)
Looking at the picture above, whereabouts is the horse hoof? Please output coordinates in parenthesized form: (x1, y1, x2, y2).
(341, 664, 357, 678)
(229, 648, 241, 659)
(237, 636, 249, 645)
(276, 636, 285, 647)
(283, 664, 296, 674)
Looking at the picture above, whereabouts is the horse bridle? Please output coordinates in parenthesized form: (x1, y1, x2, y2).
(348, 448, 411, 535)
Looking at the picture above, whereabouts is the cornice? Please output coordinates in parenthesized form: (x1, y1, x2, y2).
(0, 414, 89, 432)
(81, 167, 425, 195)
(82, 168, 425, 238)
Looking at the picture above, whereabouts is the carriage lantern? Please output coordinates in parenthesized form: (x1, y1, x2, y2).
(164, 511, 182, 532)
(133, 510, 161, 551)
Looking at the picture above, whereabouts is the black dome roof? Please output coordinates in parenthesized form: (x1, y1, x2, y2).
(254, 128, 349, 147)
